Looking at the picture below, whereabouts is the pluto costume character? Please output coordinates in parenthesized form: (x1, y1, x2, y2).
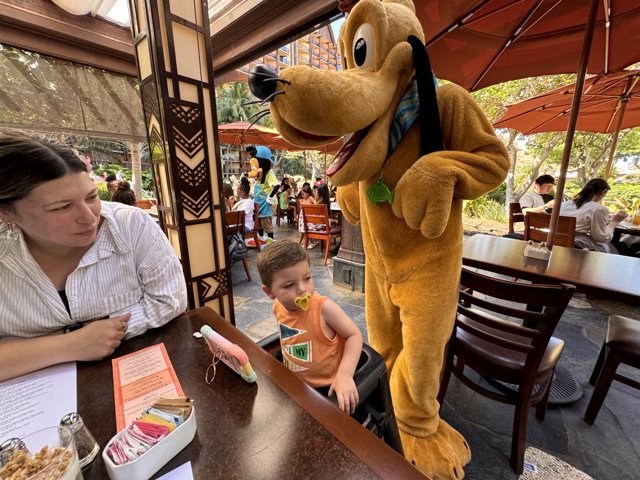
(249, 1, 509, 478)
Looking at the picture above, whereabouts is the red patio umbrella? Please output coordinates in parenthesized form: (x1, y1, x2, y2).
(417, 0, 640, 91)
(494, 70, 640, 178)
(217, 121, 280, 147)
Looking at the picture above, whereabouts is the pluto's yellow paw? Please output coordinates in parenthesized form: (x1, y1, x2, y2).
(294, 294, 311, 311)
(400, 420, 471, 480)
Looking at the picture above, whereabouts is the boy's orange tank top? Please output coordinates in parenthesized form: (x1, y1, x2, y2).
(273, 293, 344, 387)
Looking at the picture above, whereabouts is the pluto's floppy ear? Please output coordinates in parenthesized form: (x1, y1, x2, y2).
(407, 35, 443, 156)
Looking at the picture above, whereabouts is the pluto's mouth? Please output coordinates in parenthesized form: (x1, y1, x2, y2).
(327, 126, 370, 176)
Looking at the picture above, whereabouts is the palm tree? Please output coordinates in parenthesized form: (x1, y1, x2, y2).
(215, 82, 273, 127)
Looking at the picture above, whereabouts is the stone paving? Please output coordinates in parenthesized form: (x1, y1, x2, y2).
(229, 222, 640, 480)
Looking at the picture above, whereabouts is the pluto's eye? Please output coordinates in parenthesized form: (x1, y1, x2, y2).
(352, 23, 374, 69)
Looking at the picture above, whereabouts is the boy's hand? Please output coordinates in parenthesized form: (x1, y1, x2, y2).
(329, 372, 359, 414)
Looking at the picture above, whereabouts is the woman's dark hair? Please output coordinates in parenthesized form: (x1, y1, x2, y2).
(0, 132, 87, 207)
(573, 178, 610, 209)
(257, 157, 272, 184)
(111, 181, 137, 206)
(316, 183, 330, 205)
(301, 184, 313, 196)
(222, 183, 234, 198)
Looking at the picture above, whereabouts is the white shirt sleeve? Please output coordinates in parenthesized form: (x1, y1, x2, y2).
(589, 206, 613, 243)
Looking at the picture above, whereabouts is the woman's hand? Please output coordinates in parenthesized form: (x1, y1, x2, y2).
(70, 313, 131, 361)
(612, 211, 628, 223)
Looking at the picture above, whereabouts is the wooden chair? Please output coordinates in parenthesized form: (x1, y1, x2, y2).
(438, 268, 575, 474)
(523, 212, 576, 247)
(275, 193, 294, 227)
(243, 203, 262, 252)
(508, 202, 525, 234)
(301, 203, 341, 265)
(224, 210, 251, 281)
(585, 314, 640, 425)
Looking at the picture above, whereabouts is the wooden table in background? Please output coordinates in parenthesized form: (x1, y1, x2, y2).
(79, 307, 426, 479)
(462, 235, 640, 305)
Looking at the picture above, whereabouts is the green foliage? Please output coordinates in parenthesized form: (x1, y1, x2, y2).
(464, 197, 508, 223)
(96, 181, 111, 201)
(560, 180, 640, 213)
(215, 82, 273, 127)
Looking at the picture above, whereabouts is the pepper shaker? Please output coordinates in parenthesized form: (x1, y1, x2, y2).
(0, 437, 27, 467)
(60, 412, 99, 469)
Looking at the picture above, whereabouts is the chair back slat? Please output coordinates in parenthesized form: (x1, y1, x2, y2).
(456, 316, 535, 354)
(225, 210, 245, 236)
(459, 290, 549, 330)
(524, 212, 576, 247)
(457, 303, 540, 340)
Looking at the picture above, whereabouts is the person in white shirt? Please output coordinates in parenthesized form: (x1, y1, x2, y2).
(231, 177, 254, 232)
(0, 133, 187, 381)
(519, 174, 556, 214)
(559, 178, 627, 253)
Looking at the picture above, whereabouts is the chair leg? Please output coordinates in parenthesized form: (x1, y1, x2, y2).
(589, 342, 607, 386)
(241, 257, 251, 281)
(323, 239, 329, 265)
(253, 232, 262, 252)
(511, 400, 530, 475)
(584, 348, 620, 425)
(535, 371, 554, 421)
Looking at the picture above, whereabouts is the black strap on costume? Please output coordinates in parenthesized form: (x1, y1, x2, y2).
(407, 35, 443, 156)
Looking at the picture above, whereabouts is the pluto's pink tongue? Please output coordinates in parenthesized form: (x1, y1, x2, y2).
(294, 294, 311, 311)
(327, 128, 366, 176)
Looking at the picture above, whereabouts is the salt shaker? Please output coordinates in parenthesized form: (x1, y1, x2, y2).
(0, 437, 27, 467)
(60, 412, 99, 469)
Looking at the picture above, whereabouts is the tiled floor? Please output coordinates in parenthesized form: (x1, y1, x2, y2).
(229, 222, 640, 480)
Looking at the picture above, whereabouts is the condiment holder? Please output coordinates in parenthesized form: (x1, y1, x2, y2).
(101, 407, 196, 480)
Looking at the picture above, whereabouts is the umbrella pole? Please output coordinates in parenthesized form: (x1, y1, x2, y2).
(546, 0, 598, 249)
(603, 84, 633, 178)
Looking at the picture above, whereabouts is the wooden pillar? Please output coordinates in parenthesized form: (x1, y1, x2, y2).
(128, 0, 234, 321)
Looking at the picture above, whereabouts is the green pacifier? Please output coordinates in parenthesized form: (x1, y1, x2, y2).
(294, 294, 312, 311)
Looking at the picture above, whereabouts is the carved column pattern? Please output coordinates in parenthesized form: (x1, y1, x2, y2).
(128, 0, 233, 321)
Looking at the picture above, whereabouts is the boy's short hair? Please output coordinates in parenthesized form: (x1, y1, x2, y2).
(535, 174, 555, 185)
(257, 239, 308, 287)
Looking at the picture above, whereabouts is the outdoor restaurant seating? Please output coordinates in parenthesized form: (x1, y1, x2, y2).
(224, 210, 251, 281)
(585, 314, 640, 425)
(301, 203, 341, 265)
(524, 212, 576, 247)
(508, 202, 525, 235)
(438, 267, 575, 474)
(243, 203, 262, 252)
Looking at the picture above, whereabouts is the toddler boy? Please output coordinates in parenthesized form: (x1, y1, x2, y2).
(257, 239, 363, 413)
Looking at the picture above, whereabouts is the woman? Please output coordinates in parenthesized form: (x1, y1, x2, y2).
(0, 133, 187, 381)
(232, 177, 254, 232)
(559, 178, 627, 253)
(298, 184, 317, 248)
(111, 180, 137, 206)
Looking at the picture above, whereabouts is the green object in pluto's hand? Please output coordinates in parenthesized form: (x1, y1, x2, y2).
(367, 178, 394, 206)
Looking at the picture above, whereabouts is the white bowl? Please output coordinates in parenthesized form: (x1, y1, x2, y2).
(102, 407, 196, 480)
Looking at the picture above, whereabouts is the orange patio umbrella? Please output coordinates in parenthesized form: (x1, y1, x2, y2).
(217, 121, 280, 147)
(417, 0, 640, 91)
(494, 70, 640, 178)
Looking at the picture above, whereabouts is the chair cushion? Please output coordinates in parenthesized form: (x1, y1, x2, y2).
(606, 315, 640, 356)
(455, 321, 564, 385)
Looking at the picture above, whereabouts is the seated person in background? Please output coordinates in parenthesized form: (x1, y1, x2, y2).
(559, 178, 627, 254)
(257, 240, 363, 413)
(111, 180, 137, 207)
(298, 184, 317, 248)
(222, 182, 235, 211)
(105, 173, 119, 196)
(278, 179, 295, 224)
(232, 177, 254, 233)
(0, 133, 188, 381)
(519, 174, 556, 214)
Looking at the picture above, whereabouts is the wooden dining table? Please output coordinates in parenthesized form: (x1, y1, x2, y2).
(78, 307, 426, 479)
(462, 234, 640, 305)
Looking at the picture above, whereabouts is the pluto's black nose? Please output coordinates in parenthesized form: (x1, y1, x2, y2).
(248, 65, 289, 102)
